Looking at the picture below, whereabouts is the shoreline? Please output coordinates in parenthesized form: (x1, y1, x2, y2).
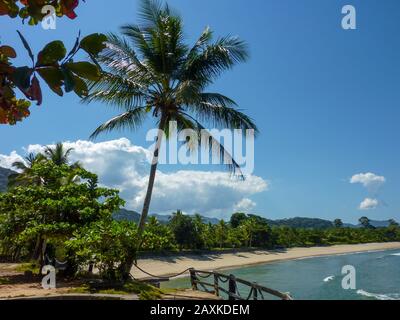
(132, 242, 400, 280)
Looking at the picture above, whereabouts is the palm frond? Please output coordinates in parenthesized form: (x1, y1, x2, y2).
(180, 112, 245, 179)
(11, 161, 28, 171)
(90, 107, 148, 139)
(83, 72, 149, 110)
(138, 0, 164, 28)
(179, 36, 249, 86)
(101, 33, 155, 83)
(187, 26, 213, 59)
(185, 98, 258, 135)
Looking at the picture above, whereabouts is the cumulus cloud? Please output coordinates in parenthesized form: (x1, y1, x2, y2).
(5, 138, 268, 218)
(359, 198, 379, 210)
(233, 198, 257, 212)
(350, 172, 386, 191)
(0, 151, 24, 170)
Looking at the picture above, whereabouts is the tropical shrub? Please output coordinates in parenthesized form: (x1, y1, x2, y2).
(66, 220, 138, 280)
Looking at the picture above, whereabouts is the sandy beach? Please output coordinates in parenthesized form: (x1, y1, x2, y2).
(132, 242, 400, 279)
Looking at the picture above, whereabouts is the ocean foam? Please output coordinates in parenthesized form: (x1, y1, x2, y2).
(390, 252, 400, 256)
(357, 289, 400, 300)
(323, 276, 335, 282)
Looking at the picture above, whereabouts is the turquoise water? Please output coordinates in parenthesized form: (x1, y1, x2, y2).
(162, 249, 400, 300)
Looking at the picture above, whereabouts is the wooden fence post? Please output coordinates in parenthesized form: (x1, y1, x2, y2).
(253, 285, 258, 300)
(228, 274, 236, 300)
(214, 274, 219, 297)
(189, 268, 198, 291)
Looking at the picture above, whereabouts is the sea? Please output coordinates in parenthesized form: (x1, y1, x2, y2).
(161, 249, 400, 300)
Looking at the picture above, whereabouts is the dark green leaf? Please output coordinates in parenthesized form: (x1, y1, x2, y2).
(80, 33, 107, 56)
(61, 66, 76, 93)
(37, 67, 64, 96)
(37, 41, 67, 66)
(12, 67, 33, 90)
(16, 31, 34, 63)
(73, 76, 89, 97)
(65, 62, 101, 81)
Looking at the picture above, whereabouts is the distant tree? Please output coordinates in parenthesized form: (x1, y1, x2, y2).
(44, 142, 79, 167)
(169, 210, 197, 250)
(230, 212, 248, 228)
(191, 214, 206, 249)
(334, 219, 343, 228)
(359, 216, 372, 229)
(241, 214, 273, 247)
(215, 220, 228, 249)
(389, 219, 399, 227)
(240, 217, 259, 247)
(142, 216, 176, 251)
(7, 153, 45, 187)
(8, 143, 80, 188)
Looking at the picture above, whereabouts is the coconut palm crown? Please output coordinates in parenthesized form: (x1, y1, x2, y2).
(85, 0, 258, 235)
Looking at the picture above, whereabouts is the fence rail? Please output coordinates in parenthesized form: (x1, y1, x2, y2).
(189, 269, 293, 300)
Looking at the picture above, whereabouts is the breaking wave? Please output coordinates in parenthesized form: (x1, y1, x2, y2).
(357, 289, 400, 300)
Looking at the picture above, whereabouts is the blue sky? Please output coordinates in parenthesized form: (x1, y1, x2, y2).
(1, 0, 399, 223)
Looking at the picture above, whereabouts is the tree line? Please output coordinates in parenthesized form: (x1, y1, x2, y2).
(145, 211, 400, 251)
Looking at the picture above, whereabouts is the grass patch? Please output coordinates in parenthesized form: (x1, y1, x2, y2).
(68, 280, 164, 300)
(15, 262, 40, 274)
(0, 277, 11, 285)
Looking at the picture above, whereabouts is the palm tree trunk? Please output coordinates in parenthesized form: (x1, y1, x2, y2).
(137, 114, 166, 237)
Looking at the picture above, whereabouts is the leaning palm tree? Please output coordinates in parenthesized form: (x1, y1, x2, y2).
(85, 0, 258, 236)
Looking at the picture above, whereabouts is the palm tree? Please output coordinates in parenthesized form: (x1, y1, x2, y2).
(85, 0, 258, 237)
(359, 216, 372, 229)
(333, 218, 343, 228)
(388, 219, 399, 227)
(8, 153, 46, 187)
(44, 142, 80, 167)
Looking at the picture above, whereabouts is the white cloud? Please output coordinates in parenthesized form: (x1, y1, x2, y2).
(0, 151, 24, 170)
(233, 198, 257, 212)
(350, 172, 386, 191)
(5, 138, 268, 219)
(359, 198, 379, 210)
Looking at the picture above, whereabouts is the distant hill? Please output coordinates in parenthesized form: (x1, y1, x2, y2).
(266, 217, 334, 229)
(345, 220, 391, 228)
(113, 209, 220, 225)
(113, 209, 394, 230)
(364, 220, 391, 228)
(151, 213, 220, 225)
(113, 208, 141, 222)
(0, 167, 15, 192)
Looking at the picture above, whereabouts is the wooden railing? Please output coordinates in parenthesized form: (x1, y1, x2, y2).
(189, 268, 293, 300)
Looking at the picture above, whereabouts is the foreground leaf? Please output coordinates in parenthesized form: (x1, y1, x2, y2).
(80, 33, 107, 57)
(65, 61, 101, 81)
(37, 41, 67, 66)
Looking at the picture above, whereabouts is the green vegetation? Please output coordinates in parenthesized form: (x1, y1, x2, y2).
(69, 279, 163, 300)
(0, 144, 178, 281)
(134, 212, 400, 250)
(15, 262, 40, 274)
